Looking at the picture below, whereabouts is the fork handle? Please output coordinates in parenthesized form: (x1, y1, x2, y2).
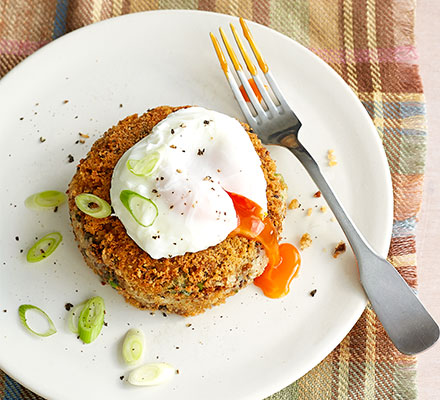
(287, 142, 439, 355)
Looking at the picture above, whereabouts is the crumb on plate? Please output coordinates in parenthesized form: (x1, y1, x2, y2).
(288, 198, 300, 209)
(333, 241, 347, 258)
(327, 149, 337, 167)
(300, 233, 312, 250)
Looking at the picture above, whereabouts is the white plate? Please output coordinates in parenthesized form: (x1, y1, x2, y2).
(0, 10, 393, 400)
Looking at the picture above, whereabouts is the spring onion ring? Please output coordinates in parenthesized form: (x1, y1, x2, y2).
(75, 193, 111, 218)
(120, 190, 158, 227)
(26, 232, 63, 263)
(67, 301, 87, 334)
(25, 190, 67, 209)
(127, 151, 160, 177)
(78, 296, 105, 344)
(109, 280, 119, 289)
(122, 328, 145, 365)
(18, 304, 57, 337)
(127, 363, 175, 386)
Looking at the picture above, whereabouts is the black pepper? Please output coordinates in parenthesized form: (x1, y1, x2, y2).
(65, 303, 74, 311)
(68, 154, 74, 163)
(310, 289, 317, 297)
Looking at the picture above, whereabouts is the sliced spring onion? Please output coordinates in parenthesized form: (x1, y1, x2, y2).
(127, 151, 160, 177)
(109, 280, 119, 289)
(128, 363, 175, 386)
(25, 190, 67, 209)
(274, 172, 286, 185)
(122, 328, 145, 365)
(75, 193, 111, 218)
(274, 173, 288, 203)
(18, 304, 57, 337)
(67, 301, 87, 334)
(120, 190, 158, 227)
(78, 296, 105, 344)
(26, 232, 63, 263)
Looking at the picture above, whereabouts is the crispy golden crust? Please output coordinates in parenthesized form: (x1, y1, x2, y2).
(67, 106, 286, 316)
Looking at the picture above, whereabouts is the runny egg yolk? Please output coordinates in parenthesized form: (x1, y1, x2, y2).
(239, 78, 263, 103)
(228, 192, 301, 299)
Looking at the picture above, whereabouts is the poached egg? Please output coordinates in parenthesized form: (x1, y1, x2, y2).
(110, 107, 267, 259)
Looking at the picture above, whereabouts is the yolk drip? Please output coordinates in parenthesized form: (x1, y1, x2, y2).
(228, 192, 301, 298)
(239, 78, 263, 103)
(254, 243, 300, 298)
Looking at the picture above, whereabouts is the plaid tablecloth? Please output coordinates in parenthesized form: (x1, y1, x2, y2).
(0, 0, 424, 399)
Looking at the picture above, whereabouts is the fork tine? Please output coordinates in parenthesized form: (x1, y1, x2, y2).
(229, 23, 278, 116)
(239, 18, 268, 73)
(239, 18, 290, 112)
(209, 33, 256, 125)
(218, 27, 267, 117)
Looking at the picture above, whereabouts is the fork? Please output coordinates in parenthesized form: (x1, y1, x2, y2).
(210, 17, 438, 355)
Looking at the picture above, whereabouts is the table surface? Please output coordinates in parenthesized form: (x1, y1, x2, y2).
(415, 1, 440, 399)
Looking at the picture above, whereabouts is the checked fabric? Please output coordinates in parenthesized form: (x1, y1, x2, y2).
(0, 1, 424, 399)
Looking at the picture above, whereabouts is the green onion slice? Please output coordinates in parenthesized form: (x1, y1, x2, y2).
(128, 363, 175, 386)
(26, 232, 63, 263)
(120, 190, 158, 227)
(67, 301, 87, 334)
(18, 304, 57, 337)
(122, 328, 145, 365)
(274, 172, 286, 185)
(25, 190, 67, 209)
(109, 280, 119, 289)
(127, 151, 160, 177)
(75, 193, 111, 218)
(78, 296, 105, 344)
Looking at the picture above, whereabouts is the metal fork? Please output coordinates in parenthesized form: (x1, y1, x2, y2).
(210, 17, 438, 355)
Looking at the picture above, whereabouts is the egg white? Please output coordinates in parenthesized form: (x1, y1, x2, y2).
(110, 107, 267, 259)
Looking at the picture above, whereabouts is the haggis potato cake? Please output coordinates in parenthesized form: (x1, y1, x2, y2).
(67, 106, 290, 316)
